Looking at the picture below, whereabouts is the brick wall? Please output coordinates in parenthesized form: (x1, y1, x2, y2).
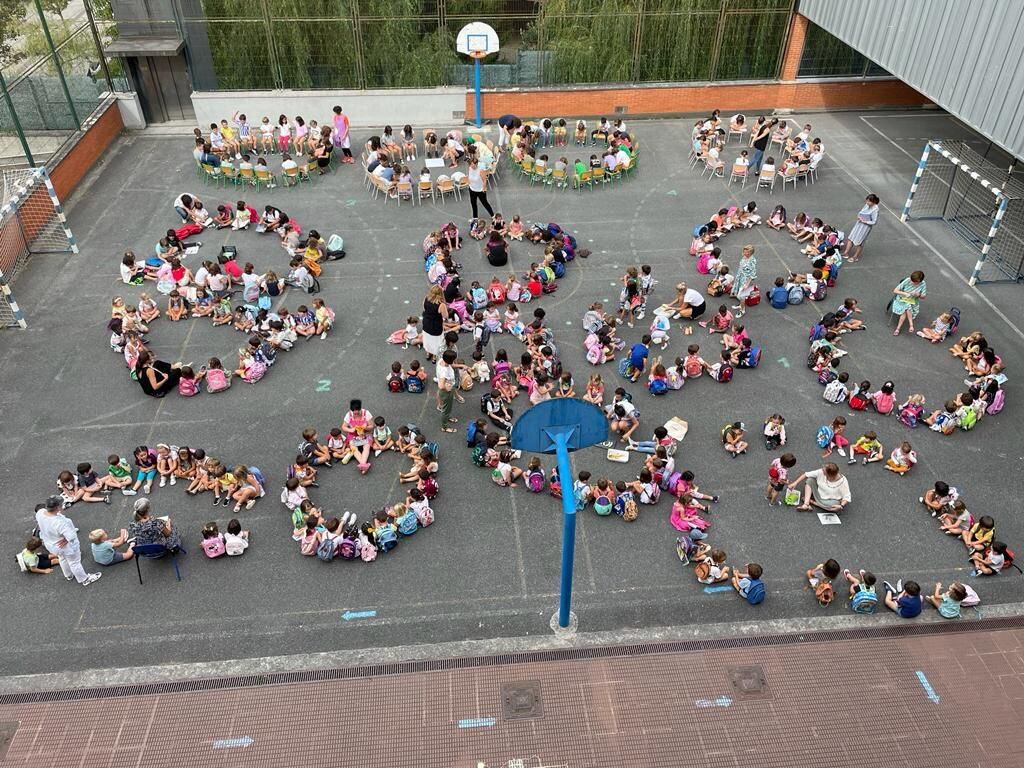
(780, 13, 810, 80)
(468, 79, 931, 122)
(49, 99, 124, 202)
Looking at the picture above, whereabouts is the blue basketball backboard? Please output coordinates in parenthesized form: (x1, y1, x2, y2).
(510, 398, 608, 454)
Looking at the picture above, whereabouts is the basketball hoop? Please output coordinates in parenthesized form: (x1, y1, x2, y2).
(467, 49, 488, 60)
(456, 23, 500, 129)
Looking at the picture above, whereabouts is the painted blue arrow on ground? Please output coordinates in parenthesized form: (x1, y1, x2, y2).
(342, 610, 377, 621)
(212, 736, 254, 749)
(703, 585, 733, 594)
(915, 671, 940, 703)
(458, 717, 497, 728)
(695, 696, 732, 708)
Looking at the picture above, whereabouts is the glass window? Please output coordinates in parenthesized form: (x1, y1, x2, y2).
(797, 20, 881, 78)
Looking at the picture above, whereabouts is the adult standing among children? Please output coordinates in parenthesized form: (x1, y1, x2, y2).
(749, 117, 774, 175)
(789, 463, 851, 513)
(843, 194, 880, 262)
(437, 349, 459, 433)
(331, 105, 354, 164)
(891, 270, 927, 336)
(467, 159, 494, 220)
(730, 245, 757, 317)
(35, 496, 101, 585)
(498, 115, 520, 149)
(421, 284, 448, 363)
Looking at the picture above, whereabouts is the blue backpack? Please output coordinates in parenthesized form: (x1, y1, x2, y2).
(745, 579, 766, 605)
(466, 421, 479, 447)
(788, 285, 804, 305)
(471, 287, 487, 309)
(851, 588, 879, 614)
(816, 425, 834, 449)
(649, 378, 668, 395)
(374, 524, 398, 552)
(397, 510, 419, 536)
(247, 466, 266, 488)
(552, 260, 566, 279)
(618, 357, 635, 379)
(405, 375, 424, 393)
(809, 323, 826, 342)
(770, 287, 788, 309)
(316, 534, 338, 562)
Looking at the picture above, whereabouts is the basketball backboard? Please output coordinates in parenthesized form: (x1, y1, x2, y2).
(456, 22, 500, 57)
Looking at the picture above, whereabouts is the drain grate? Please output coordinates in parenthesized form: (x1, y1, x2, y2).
(0, 722, 17, 760)
(729, 666, 769, 698)
(501, 680, 543, 721)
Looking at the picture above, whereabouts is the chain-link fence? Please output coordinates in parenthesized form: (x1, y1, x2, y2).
(0, 1, 114, 169)
(141, 0, 795, 92)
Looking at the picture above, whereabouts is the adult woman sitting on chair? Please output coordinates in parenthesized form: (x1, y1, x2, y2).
(129, 498, 182, 552)
(135, 350, 182, 398)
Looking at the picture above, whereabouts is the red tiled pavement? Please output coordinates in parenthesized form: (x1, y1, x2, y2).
(2, 626, 1023, 767)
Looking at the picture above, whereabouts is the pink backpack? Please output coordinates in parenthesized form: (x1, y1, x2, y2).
(696, 251, 714, 274)
(299, 530, 319, 556)
(359, 533, 377, 562)
(206, 368, 230, 393)
(178, 376, 199, 397)
(414, 503, 434, 527)
(873, 392, 895, 415)
(202, 534, 226, 558)
(986, 388, 1005, 415)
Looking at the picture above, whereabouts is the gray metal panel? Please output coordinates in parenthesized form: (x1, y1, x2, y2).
(799, 0, 1024, 161)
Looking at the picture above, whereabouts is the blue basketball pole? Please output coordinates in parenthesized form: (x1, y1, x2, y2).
(474, 57, 482, 129)
(552, 432, 577, 628)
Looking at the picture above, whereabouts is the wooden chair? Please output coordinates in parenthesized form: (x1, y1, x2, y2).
(756, 167, 775, 193)
(436, 176, 457, 203)
(702, 157, 725, 180)
(768, 122, 792, 156)
(422, 127, 438, 158)
(395, 180, 414, 206)
(729, 162, 748, 188)
(454, 174, 469, 199)
(727, 118, 747, 145)
(777, 164, 800, 191)
(418, 179, 434, 203)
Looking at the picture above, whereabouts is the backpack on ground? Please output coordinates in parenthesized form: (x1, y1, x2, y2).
(527, 469, 545, 493)
(397, 509, 419, 536)
(694, 559, 712, 581)
(649, 378, 668, 395)
(337, 535, 358, 560)
(374, 525, 398, 552)
(202, 535, 226, 558)
(359, 533, 377, 562)
(815, 580, 834, 606)
(415, 504, 434, 527)
(810, 280, 827, 302)
(618, 357, 635, 379)
(405, 375, 424, 393)
(676, 534, 698, 565)
(816, 425, 834, 449)
(622, 498, 639, 522)
(316, 534, 338, 562)
(714, 363, 733, 383)
(471, 443, 487, 467)
(850, 588, 878, 614)
(947, 306, 961, 337)
(420, 475, 439, 499)
(300, 531, 319, 556)
(788, 285, 805, 305)
(849, 392, 869, 411)
(959, 407, 978, 431)
(987, 388, 1005, 415)
(387, 372, 405, 393)
(809, 323, 826, 342)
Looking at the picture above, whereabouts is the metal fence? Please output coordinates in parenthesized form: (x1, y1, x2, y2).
(0, 0, 114, 169)
(142, 0, 795, 91)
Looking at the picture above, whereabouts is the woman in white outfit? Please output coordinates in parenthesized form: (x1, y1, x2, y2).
(34, 496, 102, 585)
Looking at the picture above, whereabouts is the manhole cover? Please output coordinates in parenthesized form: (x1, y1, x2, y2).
(728, 666, 769, 697)
(500, 680, 544, 720)
(0, 721, 17, 760)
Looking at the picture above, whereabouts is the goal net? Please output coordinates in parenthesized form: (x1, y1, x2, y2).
(0, 167, 77, 328)
(901, 140, 1024, 284)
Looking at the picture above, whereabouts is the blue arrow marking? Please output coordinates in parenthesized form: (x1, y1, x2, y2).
(915, 671, 940, 703)
(777, 357, 791, 368)
(695, 696, 732, 708)
(342, 610, 377, 621)
(212, 737, 253, 749)
(703, 585, 733, 594)
(458, 717, 497, 729)
(665, 189, 678, 196)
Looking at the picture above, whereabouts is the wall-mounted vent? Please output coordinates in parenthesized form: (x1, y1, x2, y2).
(452, 110, 466, 120)
(614, 105, 628, 114)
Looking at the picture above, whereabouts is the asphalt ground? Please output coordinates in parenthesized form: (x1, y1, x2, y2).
(0, 110, 1021, 681)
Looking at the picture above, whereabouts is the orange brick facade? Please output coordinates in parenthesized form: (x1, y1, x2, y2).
(49, 100, 124, 201)
(466, 12, 931, 122)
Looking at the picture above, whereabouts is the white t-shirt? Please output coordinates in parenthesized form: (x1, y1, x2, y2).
(437, 361, 456, 390)
(806, 468, 851, 504)
(120, 261, 140, 284)
(683, 288, 705, 307)
(173, 194, 196, 210)
(194, 265, 210, 288)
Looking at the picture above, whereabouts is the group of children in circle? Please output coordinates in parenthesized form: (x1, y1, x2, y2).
(110, 194, 339, 395)
(281, 404, 438, 563)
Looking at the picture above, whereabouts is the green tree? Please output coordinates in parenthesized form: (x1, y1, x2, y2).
(0, 0, 27, 68)
(38, 0, 70, 20)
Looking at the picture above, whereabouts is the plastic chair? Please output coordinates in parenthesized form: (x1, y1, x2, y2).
(551, 167, 568, 188)
(702, 158, 724, 180)
(220, 165, 239, 188)
(283, 166, 300, 187)
(255, 167, 277, 191)
(727, 117, 747, 145)
(134, 542, 184, 584)
(768, 122, 791, 155)
(201, 163, 221, 186)
(592, 166, 607, 186)
(778, 164, 799, 191)
(238, 166, 256, 187)
(574, 170, 592, 192)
